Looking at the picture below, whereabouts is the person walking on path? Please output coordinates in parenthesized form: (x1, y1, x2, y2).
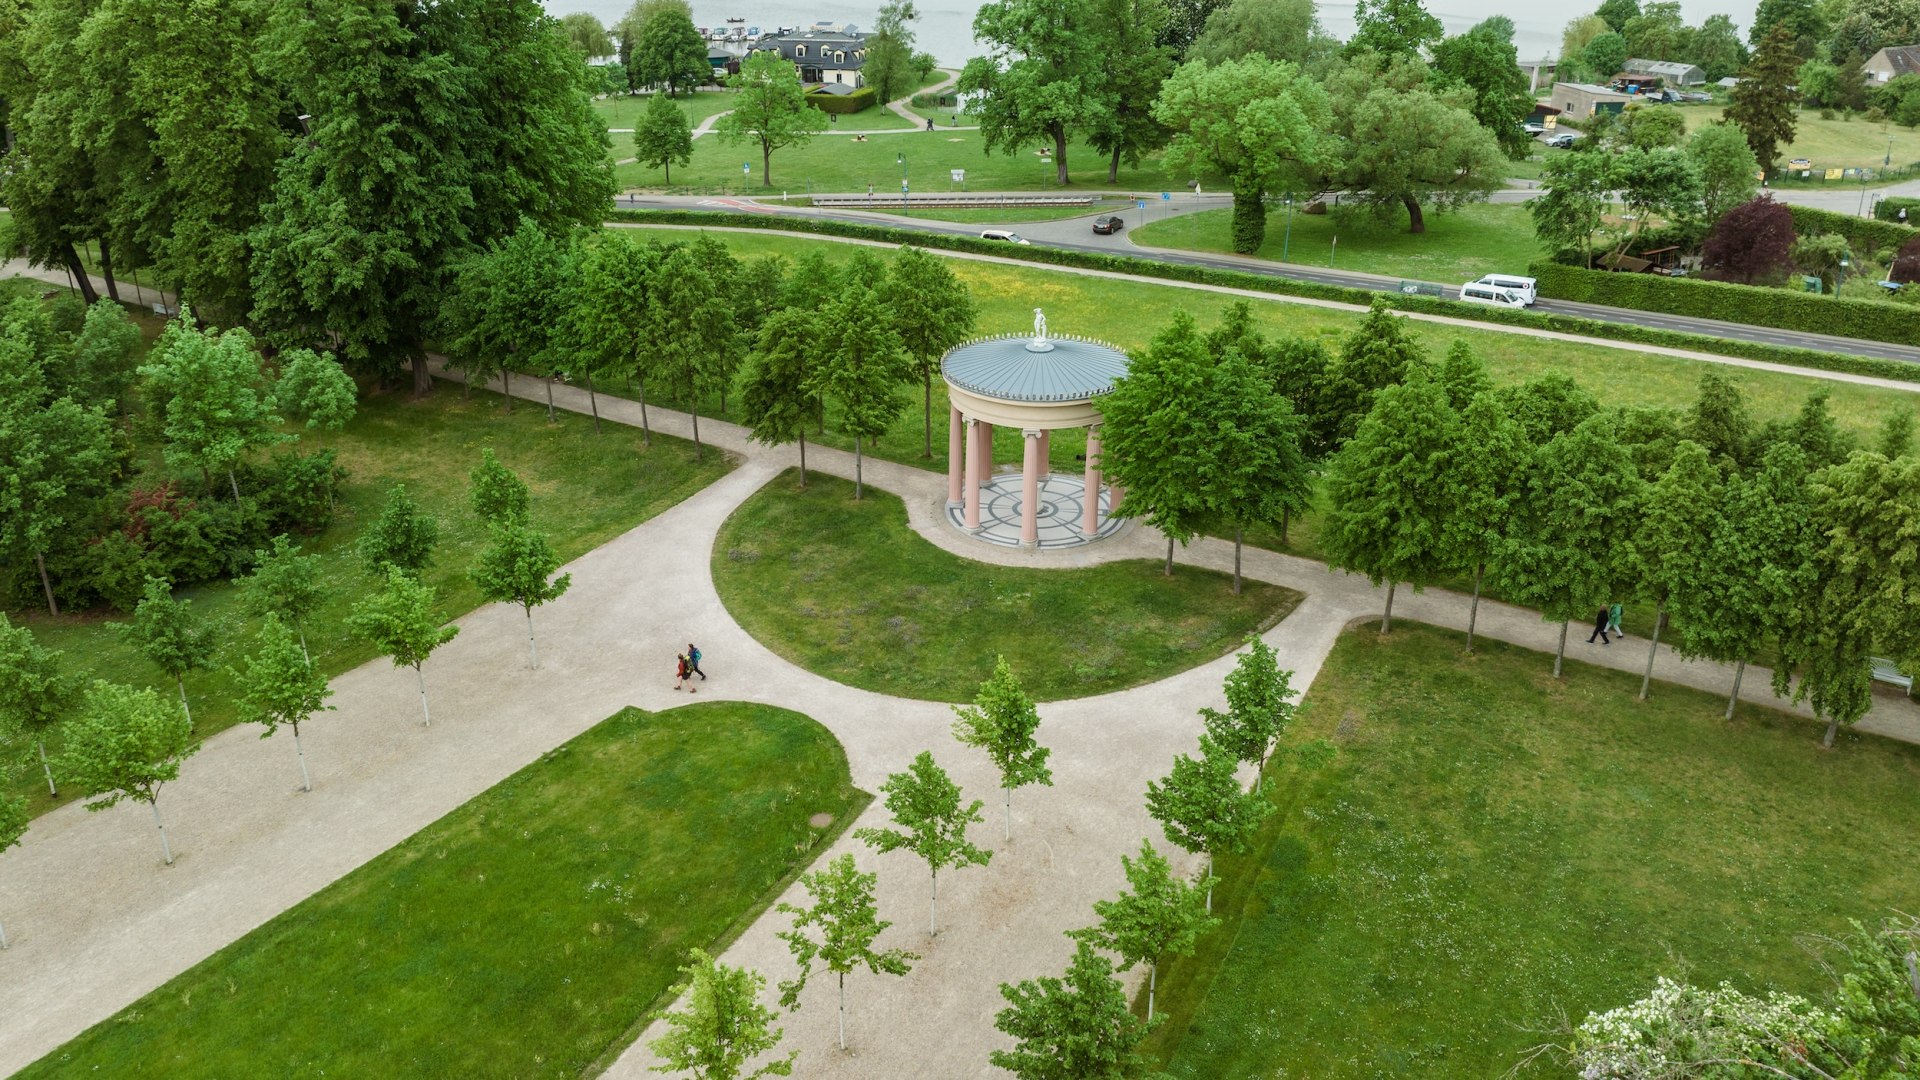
(688, 643, 707, 681)
(1587, 607, 1612, 645)
(674, 653, 695, 692)
(1606, 603, 1625, 638)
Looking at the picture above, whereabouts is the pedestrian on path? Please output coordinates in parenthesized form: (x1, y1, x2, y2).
(1587, 607, 1612, 645)
(674, 653, 695, 692)
(1607, 603, 1625, 638)
(688, 643, 707, 681)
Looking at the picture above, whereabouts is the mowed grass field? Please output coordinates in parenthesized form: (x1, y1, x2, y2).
(1132, 201, 1548, 284)
(712, 472, 1300, 701)
(1145, 621, 1920, 1078)
(19, 702, 868, 1079)
(1680, 103, 1920, 171)
(6, 385, 731, 815)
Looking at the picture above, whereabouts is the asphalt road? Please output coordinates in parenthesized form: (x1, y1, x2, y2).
(616, 192, 1920, 366)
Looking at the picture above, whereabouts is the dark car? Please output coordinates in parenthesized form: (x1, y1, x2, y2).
(1092, 215, 1125, 235)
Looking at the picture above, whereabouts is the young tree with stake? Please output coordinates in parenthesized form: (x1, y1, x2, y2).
(648, 948, 796, 1080)
(775, 854, 916, 1051)
(116, 576, 217, 729)
(470, 519, 572, 669)
(359, 484, 440, 578)
(1144, 734, 1271, 911)
(59, 682, 198, 866)
(234, 614, 334, 792)
(854, 751, 993, 935)
(1199, 634, 1297, 785)
(951, 655, 1053, 840)
(990, 941, 1156, 1079)
(239, 535, 325, 663)
(347, 567, 460, 727)
(1069, 839, 1218, 1020)
(0, 615, 74, 797)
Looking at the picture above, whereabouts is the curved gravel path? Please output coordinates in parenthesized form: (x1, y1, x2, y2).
(1, 362, 1914, 1078)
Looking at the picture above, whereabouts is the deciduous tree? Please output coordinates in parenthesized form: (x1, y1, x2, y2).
(806, 286, 909, 499)
(0, 363, 115, 615)
(1702, 196, 1796, 284)
(630, 4, 708, 94)
(1088, 0, 1174, 183)
(648, 948, 796, 1080)
(1687, 122, 1762, 222)
(139, 315, 286, 500)
(653, 245, 736, 461)
(272, 349, 358, 432)
(740, 308, 823, 487)
(1346, 0, 1441, 58)
(1320, 56, 1507, 234)
(1201, 346, 1312, 590)
(1095, 313, 1215, 572)
(1199, 634, 1297, 781)
(359, 484, 440, 578)
(0, 614, 74, 796)
(559, 11, 615, 58)
(59, 681, 197, 865)
(774, 854, 915, 1051)
(990, 941, 1155, 1079)
(632, 91, 694, 183)
(854, 751, 993, 935)
(468, 448, 531, 529)
(718, 50, 826, 187)
(348, 567, 460, 728)
(568, 234, 665, 440)
(1069, 839, 1217, 1020)
(1430, 17, 1533, 157)
(116, 576, 217, 728)
(961, 0, 1108, 186)
(234, 614, 333, 792)
(1443, 390, 1529, 649)
(470, 519, 572, 669)
(1144, 734, 1269, 910)
(239, 535, 324, 662)
(441, 219, 573, 414)
(1631, 441, 1721, 700)
(1191, 0, 1325, 66)
(1531, 150, 1621, 266)
(1314, 297, 1428, 450)
(951, 655, 1053, 840)
(882, 246, 977, 458)
(864, 0, 921, 106)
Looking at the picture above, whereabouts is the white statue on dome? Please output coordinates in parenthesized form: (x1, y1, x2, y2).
(1033, 307, 1047, 343)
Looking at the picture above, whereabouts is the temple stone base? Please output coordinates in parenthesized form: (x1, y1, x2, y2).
(947, 475, 1123, 549)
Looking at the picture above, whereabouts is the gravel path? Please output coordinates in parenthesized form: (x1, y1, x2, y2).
(1, 354, 1914, 1078)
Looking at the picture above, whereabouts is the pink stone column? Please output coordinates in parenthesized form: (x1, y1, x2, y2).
(1082, 425, 1103, 537)
(1020, 429, 1042, 548)
(946, 405, 965, 507)
(976, 422, 994, 490)
(1108, 482, 1125, 510)
(963, 418, 983, 531)
(1037, 429, 1051, 477)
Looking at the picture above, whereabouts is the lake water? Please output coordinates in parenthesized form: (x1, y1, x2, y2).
(547, 0, 1760, 68)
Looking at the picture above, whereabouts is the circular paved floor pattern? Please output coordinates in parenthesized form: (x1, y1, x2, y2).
(946, 474, 1126, 548)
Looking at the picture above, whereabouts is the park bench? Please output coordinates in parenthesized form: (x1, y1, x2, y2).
(1871, 656, 1912, 696)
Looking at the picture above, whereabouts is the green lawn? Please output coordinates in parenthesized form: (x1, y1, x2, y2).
(1683, 104, 1920, 172)
(593, 89, 740, 130)
(1132, 201, 1547, 285)
(711, 472, 1300, 701)
(20, 702, 867, 1079)
(872, 199, 1134, 224)
(1145, 621, 1920, 1078)
(5, 385, 731, 816)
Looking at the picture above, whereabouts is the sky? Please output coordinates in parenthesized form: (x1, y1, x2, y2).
(543, 0, 1763, 67)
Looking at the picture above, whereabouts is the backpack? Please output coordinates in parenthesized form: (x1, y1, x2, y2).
(690, 647, 701, 664)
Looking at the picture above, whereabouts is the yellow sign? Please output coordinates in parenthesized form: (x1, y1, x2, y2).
(1826, 168, 1844, 180)
(1544, 114, 1557, 129)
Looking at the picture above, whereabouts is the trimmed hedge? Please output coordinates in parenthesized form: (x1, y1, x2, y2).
(1874, 196, 1920, 224)
(806, 86, 877, 114)
(602, 209, 1920, 385)
(1529, 259, 1920, 346)
(1787, 203, 1917, 259)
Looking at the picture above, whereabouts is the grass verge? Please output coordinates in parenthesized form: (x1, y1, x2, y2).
(1144, 620, 1920, 1078)
(712, 471, 1300, 701)
(19, 701, 867, 1080)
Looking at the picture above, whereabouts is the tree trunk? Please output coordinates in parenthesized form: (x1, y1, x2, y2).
(1052, 128, 1070, 185)
(152, 800, 174, 865)
(1164, 536, 1174, 577)
(1004, 784, 1012, 841)
(1205, 852, 1214, 913)
(293, 727, 312, 791)
(297, 626, 310, 666)
(228, 467, 242, 502)
(1725, 659, 1746, 721)
(923, 372, 933, 458)
(691, 401, 703, 462)
(798, 432, 808, 488)
(524, 607, 539, 669)
(176, 677, 193, 730)
(817, 398, 826, 437)
(1233, 526, 1243, 595)
(1281, 506, 1290, 543)
(1402, 193, 1426, 234)
(1108, 144, 1121, 184)
(410, 352, 432, 398)
(1380, 581, 1396, 634)
(37, 740, 54, 796)
(544, 375, 555, 421)
(34, 551, 57, 616)
(930, 868, 939, 935)
(61, 243, 98, 305)
(853, 434, 864, 499)
(638, 377, 651, 445)
(415, 665, 431, 727)
(98, 237, 120, 302)
(502, 368, 513, 413)
(1638, 603, 1665, 701)
(1147, 962, 1157, 1021)
(1553, 620, 1569, 678)
(1466, 561, 1484, 652)
(1822, 716, 1840, 749)
(762, 142, 773, 187)
(837, 971, 847, 1051)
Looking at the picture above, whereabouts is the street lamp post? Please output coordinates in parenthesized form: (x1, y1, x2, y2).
(898, 152, 908, 211)
(1888, 134, 1895, 168)
(1283, 194, 1295, 262)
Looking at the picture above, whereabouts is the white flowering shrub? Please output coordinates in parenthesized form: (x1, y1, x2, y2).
(1569, 977, 1837, 1079)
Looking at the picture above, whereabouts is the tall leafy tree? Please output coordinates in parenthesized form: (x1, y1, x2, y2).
(774, 854, 916, 1051)
(1728, 24, 1801, 173)
(1702, 196, 1797, 285)
(116, 576, 218, 728)
(1561, 14, 1613, 80)
(1201, 346, 1311, 591)
(1198, 634, 1297, 782)
(1097, 313, 1214, 573)
(273, 349, 359, 432)
(1191, 0, 1326, 66)
(59, 681, 198, 866)
(1687, 124, 1763, 237)
(718, 50, 826, 187)
(648, 948, 796, 1080)
(250, 0, 613, 396)
(470, 518, 572, 669)
(239, 535, 325, 663)
(139, 315, 286, 500)
(1619, 103, 1688, 150)
(1693, 14, 1748, 80)
(854, 751, 993, 935)
(70, 299, 144, 417)
(1321, 370, 1460, 632)
(1154, 56, 1330, 254)
(1495, 417, 1645, 678)
(1750, 0, 1825, 47)
(1443, 391, 1529, 650)
(951, 655, 1054, 840)
(806, 286, 910, 499)
(559, 12, 615, 58)
(1314, 297, 1428, 451)
(961, 0, 1108, 186)
(1596, 0, 1640, 32)
(1631, 441, 1721, 700)
(630, 4, 707, 94)
(1069, 839, 1218, 1020)
(632, 91, 694, 182)
(234, 614, 334, 792)
(740, 308, 823, 487)
(568, 234, 665, 441)
(864, 0, 921, 105)
(0, 367, 114, 614)
(347, 567, 460, 728)
(1530, 141, 1620, 267)
(1582, 31, 1631, 82)
(991, 941, 1156, 1078)
(653, 245, 736, 461)
(441, 219, 573, 414)
(359, 484, 440, 578)
(1430, 17, 1533, 157)
(881, 246, 977, 459)
(1088, 0, 1174, 183)
(1319, 55, 1506, 234)
(1346, 0, 1442, 58)
(0, 614, 74, 796)
(1144, 734, 1270, 910)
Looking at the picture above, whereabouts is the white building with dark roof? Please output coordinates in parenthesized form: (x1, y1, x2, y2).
(1864, 45, 1920, 84)
(749, 29, 869, 86)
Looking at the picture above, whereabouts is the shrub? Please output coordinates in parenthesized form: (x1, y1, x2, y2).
(1892, 234, 1920, 284)
(1702, 197, 1795, 284)
(1788, 203, 1914, 255)
(1528, 261, 1920, 345)
(90, 530, 158, 612)
(1874, 196, 1920, 224)
(243, 448, 347, 535)
(806, 87, 876, 114)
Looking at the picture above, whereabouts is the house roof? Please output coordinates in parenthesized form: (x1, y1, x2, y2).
(750, 30, 870, 68)
(1624, 58, 1704, 78)
(942, 334, 1131, 404)
(1869, 45, 1920, 77)
(1554, 82, 1630, 98)
(809, 82, 855, 95)
(1716, 76, 1740, 86)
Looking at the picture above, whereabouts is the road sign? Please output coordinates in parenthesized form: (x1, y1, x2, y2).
(742, 163, 750, 175)
(1160, 191, 1171, 200)
(1137, 200, 1146, 209)
(951, 169, 965, 183)
(902, 180, 910, 192)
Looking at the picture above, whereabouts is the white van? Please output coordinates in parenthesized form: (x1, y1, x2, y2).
(1472, 274, 1537, 305)
(979, 229, 1030, 245)
(1459, 282, 1527, 307)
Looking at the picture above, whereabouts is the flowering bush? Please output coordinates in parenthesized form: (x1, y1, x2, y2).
(1570, 977, 1836, 1078)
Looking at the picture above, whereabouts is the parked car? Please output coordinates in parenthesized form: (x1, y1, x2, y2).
(980, 229, 1030, 244)
(1459, 281, 1527, 307)
(1521, 122, 1545, 135)
(1472, 273, 1537, 305)
(1677, 91, 1712, 102)
(1545, 132, 1577, 149)
(1091, 215, 1125, 234)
